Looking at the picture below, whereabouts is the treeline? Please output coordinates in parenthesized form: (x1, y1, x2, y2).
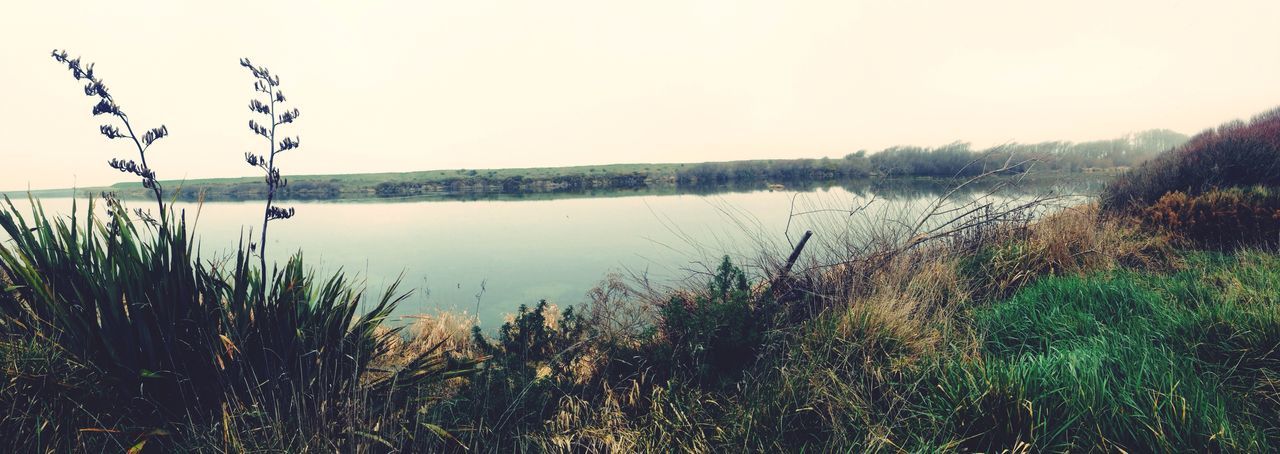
(87, 129, 1188, 200)
(164, 180, 346, 201)
(373, 172, 654, 197)
(677, 129, 1189, 184)
(675, 158, 871, 185)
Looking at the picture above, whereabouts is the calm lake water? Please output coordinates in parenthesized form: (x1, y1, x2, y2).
(9, 178, 1103, 327)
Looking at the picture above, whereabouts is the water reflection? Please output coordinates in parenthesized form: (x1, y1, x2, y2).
(5, 176, 1102, 327)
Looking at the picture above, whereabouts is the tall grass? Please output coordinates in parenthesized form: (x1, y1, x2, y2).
(5, 54, 1276, 450)
(0, 50, 491, 451)
(0, 197, 475, 450)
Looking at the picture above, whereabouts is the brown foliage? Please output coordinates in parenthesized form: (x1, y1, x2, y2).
(1143, 187, 1280, 249)
(1102, 107, 1280, 212)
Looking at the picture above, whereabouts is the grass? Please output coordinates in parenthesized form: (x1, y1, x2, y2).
(4, 198, 1278, 451)
(536, 250, 1280, 452)
(4, 182, 1278, 452)
(9, 191, 1276, 451)
(1, 105, 1276, 450)
(0, 198, 480, 451)
(925, 253, 1280, 451)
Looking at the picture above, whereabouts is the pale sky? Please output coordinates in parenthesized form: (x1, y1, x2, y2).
(2, 0, 1279, 190)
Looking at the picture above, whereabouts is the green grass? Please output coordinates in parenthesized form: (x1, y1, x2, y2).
(914, 251, 1280, 451)
(5, 214, 1278, 451)
(612, 249, 1280, 452)
(3, 188, 1277, 451)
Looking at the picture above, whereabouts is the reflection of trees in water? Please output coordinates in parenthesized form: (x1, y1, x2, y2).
(682, 174, 1109, 201)
(94, 173, 1110, 204)
(860, 175, 1108, 200)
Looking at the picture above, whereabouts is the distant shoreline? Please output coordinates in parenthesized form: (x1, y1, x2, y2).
(2, 169, 1115, 203)
(5, 128, 1184, 201)
(4, 159, 1127, 202)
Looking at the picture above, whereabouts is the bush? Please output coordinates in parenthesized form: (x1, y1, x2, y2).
(653, 256, 766, 388)
(1102, 107, 1280, 212)
(431, 300, 588, 450)
(1142, 187, 1280, 248)
(0, 199, 470, 448)
(0, 51, 484, 451)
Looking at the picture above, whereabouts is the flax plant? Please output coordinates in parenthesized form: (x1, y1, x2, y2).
(0, 52, 477, 451)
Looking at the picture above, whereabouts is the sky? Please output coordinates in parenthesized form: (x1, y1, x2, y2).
(2, 1, 1279, 190)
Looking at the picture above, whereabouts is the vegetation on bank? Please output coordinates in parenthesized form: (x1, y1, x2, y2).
(11, 129, 1185, 201)
(1, 53, 1276, 452)
(1102, 107, 1280, 212)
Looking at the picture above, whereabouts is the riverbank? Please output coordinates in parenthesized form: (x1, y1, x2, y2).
(5, 199, 1277, 451)
(8, 168, 1112, 203)
(3, 111, 1277, 451)
(6, 127, 1186, 201)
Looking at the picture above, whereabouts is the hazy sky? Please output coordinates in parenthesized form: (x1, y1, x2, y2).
(3, 1, 1279, 190)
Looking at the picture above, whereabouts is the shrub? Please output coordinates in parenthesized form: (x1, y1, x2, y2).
(653, 256, 766, 388)
(0, 51, 480, 450)
(430, 301, 588, 449)
(472, 300, 587, 380)
(0, 200, 468, 438)
(1141, 187, 1280, 249)
(1102, 107, 1280, 212)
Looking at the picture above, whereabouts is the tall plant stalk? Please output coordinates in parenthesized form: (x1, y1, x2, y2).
(50, 50, 170, 227)
(241, 58, 299, 291)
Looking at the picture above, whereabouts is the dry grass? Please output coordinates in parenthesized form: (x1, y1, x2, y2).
(1027, 204, 1178, 270)
(372, 202, 1182, 452)
(840, 253, 969, 363)
(962, 204, 1179, 300)
(375, 312, 475, 369)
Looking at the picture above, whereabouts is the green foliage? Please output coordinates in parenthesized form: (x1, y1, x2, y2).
(957, 240, 1025, 301)
(915, 256, 1280, 451)
(655, 256, 764, 388)
(0, 198, 469, 443)
(0, 335, 114, 451)
(435, 300, 588, 449)
(472, 300, 586, 379)
(676, 158, 872, 185)
(2, 51, 479, 451)
(595, 251, 1280, 452)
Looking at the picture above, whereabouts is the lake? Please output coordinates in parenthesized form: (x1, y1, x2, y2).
(6, 177, 1104, 328)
